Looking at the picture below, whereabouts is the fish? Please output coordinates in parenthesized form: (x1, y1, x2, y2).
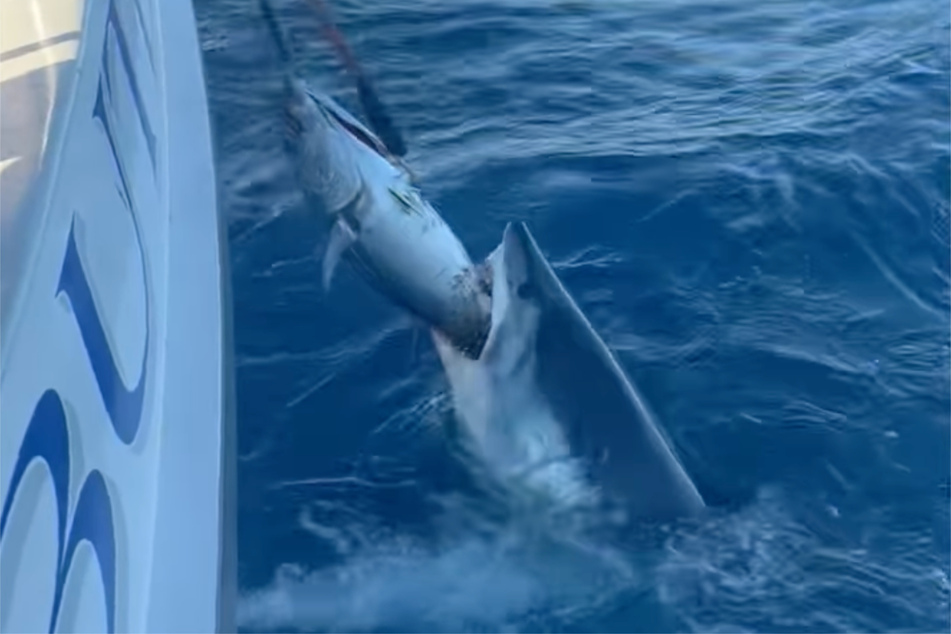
(259, 0, 490, 357)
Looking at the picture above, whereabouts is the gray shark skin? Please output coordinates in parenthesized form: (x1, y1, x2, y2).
(433, 222, 705, 522)
(260, 0, 490, 357)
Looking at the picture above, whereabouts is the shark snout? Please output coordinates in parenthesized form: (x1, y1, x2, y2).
(501, 222, 536, 293)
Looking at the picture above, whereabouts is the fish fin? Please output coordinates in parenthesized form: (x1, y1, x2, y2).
(322, 219, 357, 292)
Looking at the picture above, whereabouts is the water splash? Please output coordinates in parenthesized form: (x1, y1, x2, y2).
(237, 498, 641, 632)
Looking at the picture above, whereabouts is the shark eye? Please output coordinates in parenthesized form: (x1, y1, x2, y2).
(516, 282, 535, 300)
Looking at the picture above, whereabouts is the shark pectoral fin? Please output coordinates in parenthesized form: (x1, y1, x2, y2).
(322, 219, 357, 292)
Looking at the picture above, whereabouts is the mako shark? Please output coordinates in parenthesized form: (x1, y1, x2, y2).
(432, 222, 705, 521)
(260, 0, 490, 357)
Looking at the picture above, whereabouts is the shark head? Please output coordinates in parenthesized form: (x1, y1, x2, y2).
(432, 222, 544, 370)
(435, 222, 708, 522)
(479, 222, 546, 375)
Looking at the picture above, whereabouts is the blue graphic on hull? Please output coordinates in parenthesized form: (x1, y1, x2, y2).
(101, 1, 157, 175)
(0, 393, 118, 633)
(50, 470, 117, 633)
(57, 220, 148, 446)
(0, 0, 158, 631)
(0, 390, 70, 555)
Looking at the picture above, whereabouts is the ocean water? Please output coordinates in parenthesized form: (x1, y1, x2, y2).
(194, 0, 951, 631)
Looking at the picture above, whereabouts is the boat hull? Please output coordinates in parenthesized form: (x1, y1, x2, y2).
(0, 0, 235, 631)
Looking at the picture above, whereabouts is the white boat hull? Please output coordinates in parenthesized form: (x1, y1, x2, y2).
(0, 0, 235, 631)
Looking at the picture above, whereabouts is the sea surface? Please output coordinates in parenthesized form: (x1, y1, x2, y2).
(194, 0, 951, 631)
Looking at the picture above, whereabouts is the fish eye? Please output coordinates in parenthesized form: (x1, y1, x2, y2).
(516, 282, 535, 300)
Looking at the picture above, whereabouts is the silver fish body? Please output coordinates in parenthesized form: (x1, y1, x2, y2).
(285, 81, 490, 356)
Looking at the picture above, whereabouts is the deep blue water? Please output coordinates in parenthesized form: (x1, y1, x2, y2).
(195, 0, 951, 631)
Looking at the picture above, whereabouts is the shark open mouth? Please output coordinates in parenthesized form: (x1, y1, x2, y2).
(476, 261, 494, 298)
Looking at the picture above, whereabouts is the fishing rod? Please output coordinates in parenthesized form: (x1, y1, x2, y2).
(305, 0, 408, 158)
